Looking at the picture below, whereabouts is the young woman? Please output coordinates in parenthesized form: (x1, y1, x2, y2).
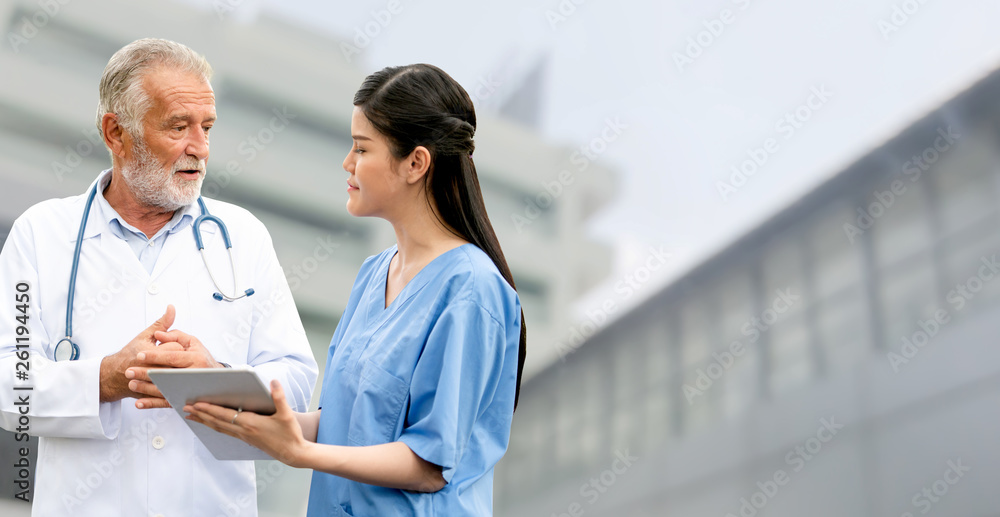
(181, 64, 526, 516)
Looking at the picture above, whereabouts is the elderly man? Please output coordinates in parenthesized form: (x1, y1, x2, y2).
(0, 39, 317, 516)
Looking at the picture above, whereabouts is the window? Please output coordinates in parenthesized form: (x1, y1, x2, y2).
(768, 316, 812, 395)
(680, 298, 712, 369)
(554, 372, 580, 469)
(679, 295, 718, 431)
(815, 292, 871, 370)
(879, 256, 938, 347)
(869, 173, 939, 348)
(480, 175, 558, 237)
(929, 128, 998, 238)
(567, 355, 607, 473)
(811, 203, 866, 300)
(718, 271, 755, 339)
(809, 202, 870, 370)
(723, 343, 761, 417)
(760, 236, 813, 394)
(707, 268, 760, 417)
(761, 237, 807, 308)
(870, 179, 933, 268)
(642, 310, 674, 452)
(515, 385, 554, 493)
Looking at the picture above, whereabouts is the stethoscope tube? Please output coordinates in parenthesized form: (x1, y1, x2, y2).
(195, 198, 255, 302)
(54, 185, 99, 361)
(54, 182, 254, 361)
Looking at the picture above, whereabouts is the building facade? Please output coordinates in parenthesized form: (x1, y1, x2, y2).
(496, 68, 1000, 516)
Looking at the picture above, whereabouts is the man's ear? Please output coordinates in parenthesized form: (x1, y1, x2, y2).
(102, 113, 128, 160)
(403, 146, 432, 185)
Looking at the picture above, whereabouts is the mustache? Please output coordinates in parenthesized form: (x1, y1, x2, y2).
(172, 158, 206, 173)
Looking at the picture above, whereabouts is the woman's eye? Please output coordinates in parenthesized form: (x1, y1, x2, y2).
(354, 148, 365, 154)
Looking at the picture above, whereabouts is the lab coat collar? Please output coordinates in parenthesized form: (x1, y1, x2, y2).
(78, 169, 214, 241)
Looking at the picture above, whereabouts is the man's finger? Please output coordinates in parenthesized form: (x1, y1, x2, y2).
(154, 329, 192, 347)
(126, 366, 151, 383)
(152, 341, 184, 352)
(136, 350, 195, 368)
(152, 342, 185, 353)
(136, 397, 172, 409)
(128, 379, 164, 399)
(147, 305, 176, 336)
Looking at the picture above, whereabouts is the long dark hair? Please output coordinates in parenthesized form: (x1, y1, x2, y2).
(354, 64, 527, 410)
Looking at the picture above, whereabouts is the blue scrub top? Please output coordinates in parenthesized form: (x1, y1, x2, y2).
(307, 244, 521, 516)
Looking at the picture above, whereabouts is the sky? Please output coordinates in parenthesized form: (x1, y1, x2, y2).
(179, 0, 1000, 320)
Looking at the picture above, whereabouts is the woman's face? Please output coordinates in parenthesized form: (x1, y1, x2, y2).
(343, 107, 408, 218)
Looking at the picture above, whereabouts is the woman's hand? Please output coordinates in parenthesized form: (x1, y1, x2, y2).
(184, 380, 312, 467)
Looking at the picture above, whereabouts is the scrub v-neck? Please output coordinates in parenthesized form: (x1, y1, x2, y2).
(376, 243, 474, 313)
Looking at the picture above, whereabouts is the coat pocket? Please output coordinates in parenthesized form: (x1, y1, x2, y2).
(346, 360, 409, 446)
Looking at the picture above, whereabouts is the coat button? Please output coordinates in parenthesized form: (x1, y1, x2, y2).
(152, 436, 165, 449)
(147, 283, 160, 295)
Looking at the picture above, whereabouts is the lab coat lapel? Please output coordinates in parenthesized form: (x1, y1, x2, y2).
(149, 226, 192, 283)
(98, 231, 148, 284)
(150, 203, 210, 283)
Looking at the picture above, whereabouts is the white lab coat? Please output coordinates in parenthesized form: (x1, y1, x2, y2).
(0, 170, 318, 517)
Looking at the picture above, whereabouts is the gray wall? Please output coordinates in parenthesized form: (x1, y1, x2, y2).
(497, 67, 1000, 517)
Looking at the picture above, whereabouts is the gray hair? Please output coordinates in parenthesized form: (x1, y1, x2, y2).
(96, 38, 213, 142)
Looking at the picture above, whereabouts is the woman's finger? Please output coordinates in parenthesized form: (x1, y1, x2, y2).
(185, 410, 239, 439)
(270, 380, 292, 415)
(186, 403, 255, 438)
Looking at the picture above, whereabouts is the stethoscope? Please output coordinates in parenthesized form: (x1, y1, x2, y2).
(53, 182, 255, 361)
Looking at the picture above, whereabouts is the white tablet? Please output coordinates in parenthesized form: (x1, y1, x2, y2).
(149, 368, 276, 460)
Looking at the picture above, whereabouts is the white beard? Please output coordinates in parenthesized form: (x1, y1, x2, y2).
(120, 138, 205, 211)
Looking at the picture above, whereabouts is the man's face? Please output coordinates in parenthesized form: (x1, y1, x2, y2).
(120, 66, 216, 211)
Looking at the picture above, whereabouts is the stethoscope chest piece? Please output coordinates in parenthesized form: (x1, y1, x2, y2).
(54, 337, 80, 361)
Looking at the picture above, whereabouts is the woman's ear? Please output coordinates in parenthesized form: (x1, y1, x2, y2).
(403, 146, 432, 185)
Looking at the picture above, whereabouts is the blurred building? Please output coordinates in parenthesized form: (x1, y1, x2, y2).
(0, 0, 613, 515)
(496, 67, 1000, 515)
